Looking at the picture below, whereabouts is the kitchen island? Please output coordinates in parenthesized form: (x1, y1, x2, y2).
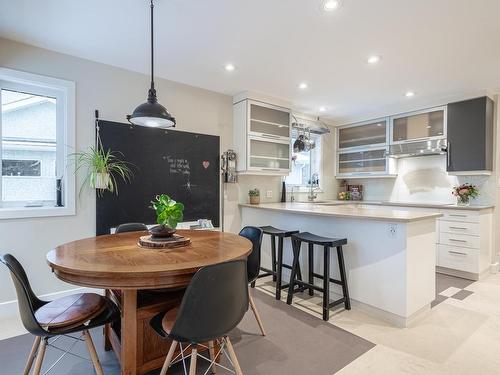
(240, 202, 443, 327)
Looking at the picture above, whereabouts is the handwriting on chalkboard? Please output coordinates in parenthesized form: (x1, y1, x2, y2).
(166, 156, 190, 176)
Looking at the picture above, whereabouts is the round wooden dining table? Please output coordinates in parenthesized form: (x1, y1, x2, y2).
(46, 230, 252, 375)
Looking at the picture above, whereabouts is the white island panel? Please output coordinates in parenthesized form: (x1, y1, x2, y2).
(241, 205, 437, 327)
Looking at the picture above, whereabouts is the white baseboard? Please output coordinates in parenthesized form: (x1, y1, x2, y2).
(0, 287, 102, 321)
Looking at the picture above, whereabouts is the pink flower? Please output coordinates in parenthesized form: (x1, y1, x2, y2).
(458, 188, 469, 195)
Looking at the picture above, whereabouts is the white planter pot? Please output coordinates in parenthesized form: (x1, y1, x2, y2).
(91, 172, 110, 189)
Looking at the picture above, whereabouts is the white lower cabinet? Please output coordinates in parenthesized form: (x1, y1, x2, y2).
(436, 209, 492, 279)
(438, 245, 479, 274)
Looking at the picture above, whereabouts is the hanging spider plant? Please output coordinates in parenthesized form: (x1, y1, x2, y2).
(70, 145, 133, 196)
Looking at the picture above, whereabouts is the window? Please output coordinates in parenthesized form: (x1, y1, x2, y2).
(287, 131, 322, 189)
(0, 68, 75, 218)
(2, 159, 42, 176)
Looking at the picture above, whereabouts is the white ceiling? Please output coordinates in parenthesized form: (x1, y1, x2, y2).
(1, 0, 500, 123)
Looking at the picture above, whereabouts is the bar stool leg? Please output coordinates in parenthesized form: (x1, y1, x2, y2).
(276, 238, 284, 300)
(271, 235, 277, 282)
(323, 246, 331, 321)
(337, 246, 351, 310)
(286, 239, 301, 305)
(308, 243, 314, 296)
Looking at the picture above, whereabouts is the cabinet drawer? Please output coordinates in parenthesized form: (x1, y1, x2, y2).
(438, 245, 479, 273)
(440, 210, 479, 223)
(439, 232, 480, 249)
(439, 220, 479, 236)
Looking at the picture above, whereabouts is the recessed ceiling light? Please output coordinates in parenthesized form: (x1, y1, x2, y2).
(319, 106, 326, 112)
(405, 91, 415, 97)
(323, 0, 341, 11)
(299, 82, 308, 90)
(224, 63, 235, 72)
(367, 55, 380, 64)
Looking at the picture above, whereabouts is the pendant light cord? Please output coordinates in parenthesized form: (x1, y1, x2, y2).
(150, 0, 154, 91)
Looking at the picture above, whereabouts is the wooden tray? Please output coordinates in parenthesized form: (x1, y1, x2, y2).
(138, 234, 191, 250)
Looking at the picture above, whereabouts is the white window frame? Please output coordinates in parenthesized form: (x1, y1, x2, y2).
(287, 132, 324, 192)
(0, 67, 75, 219)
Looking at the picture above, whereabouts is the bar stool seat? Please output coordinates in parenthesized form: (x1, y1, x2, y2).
(258, 226, 305, 300)
(292, 232, 347, 247)
(261, 226, 299, 238)
(287, 232, 351, 321)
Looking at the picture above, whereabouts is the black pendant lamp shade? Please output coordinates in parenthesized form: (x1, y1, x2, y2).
(127, 0, 175, 128)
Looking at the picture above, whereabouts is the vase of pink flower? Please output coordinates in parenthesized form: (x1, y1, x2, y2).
(452, 183, 479, 206)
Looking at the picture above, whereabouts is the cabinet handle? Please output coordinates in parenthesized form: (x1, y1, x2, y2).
(448, 250, 467, 256)
(449, 226, 467, 230)
(449, 214, 467, 217)
(446, 141, 451, 168)
(261, 168, 281, 171)
(261, 134, 281, 139)
(449, 238, 467, 243)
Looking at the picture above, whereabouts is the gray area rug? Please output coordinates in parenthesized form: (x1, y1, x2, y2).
(0, 289, 375, 374)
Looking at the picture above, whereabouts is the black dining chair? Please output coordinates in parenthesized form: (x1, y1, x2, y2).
(150, 260, 248, 375)
(239, 226, 266, 336)
(0, 253, 119, 375)
(115, 222, 148, 233)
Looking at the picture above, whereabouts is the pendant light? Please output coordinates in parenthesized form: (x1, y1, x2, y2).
(127, 0, 176, 128)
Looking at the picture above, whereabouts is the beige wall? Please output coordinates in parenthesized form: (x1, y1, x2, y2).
(0, 37, 234, 304)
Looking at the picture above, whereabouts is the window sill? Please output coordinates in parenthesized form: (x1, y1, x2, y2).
(0, 205, 75, 220)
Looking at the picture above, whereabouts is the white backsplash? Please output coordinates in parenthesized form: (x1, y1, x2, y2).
(346, 155, 495, 206)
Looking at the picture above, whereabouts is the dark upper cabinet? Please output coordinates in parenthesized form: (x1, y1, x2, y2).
(447, 96, 494, 174)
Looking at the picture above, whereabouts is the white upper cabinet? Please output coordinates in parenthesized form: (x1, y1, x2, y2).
(336, 118, 395, 178)
(390, 106, 447, 144)
(234, 99, 291, 175)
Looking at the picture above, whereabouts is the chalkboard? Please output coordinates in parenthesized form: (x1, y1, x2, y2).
(96, 120, 220, 235)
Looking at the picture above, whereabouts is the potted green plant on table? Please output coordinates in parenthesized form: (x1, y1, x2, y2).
(150, 194, 185, 238)
(71, 145, 133, 196)
(452, 183, 479, 206)
(249, 188, 260, 205)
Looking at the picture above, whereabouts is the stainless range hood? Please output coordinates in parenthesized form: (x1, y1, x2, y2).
(388, 139, 448, 158)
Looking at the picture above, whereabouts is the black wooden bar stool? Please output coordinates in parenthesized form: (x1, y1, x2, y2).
(258, 226, 305, 300)
(286, 232, 351, 321)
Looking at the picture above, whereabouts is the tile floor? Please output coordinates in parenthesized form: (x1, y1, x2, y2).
(2, 272, 499, 374)
(256, 272, 500, 374)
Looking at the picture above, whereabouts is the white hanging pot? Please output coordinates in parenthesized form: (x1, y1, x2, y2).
(91, 172, 110, 190)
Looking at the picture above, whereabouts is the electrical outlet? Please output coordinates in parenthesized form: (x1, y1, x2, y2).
(388, 224, 397, 238)
(266, 190, 273, 198)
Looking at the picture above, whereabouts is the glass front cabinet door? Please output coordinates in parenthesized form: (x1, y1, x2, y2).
(337, 118, 389, 150)
(391, 106, 447, 144)
(337, 148, 390, 176)
(248, 137, 290, 172)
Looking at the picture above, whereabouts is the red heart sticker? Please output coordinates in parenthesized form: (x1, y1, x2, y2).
(202, 161, 210, 169)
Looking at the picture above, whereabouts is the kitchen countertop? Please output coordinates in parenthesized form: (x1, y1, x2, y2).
(316, 200, 494, 211)
(239, 202, 443, 223)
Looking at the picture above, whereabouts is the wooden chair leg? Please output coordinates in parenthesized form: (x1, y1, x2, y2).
(189, 346, 197, 375)
(83, 330, 104, 375)
(248, 291, 266, 336)
(160, 340, 178, 375)
(32, 338, 47, 375)
(208, 340, 217, 374)
(225, 337, 243, 375)
(24, 336, 41, 375)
